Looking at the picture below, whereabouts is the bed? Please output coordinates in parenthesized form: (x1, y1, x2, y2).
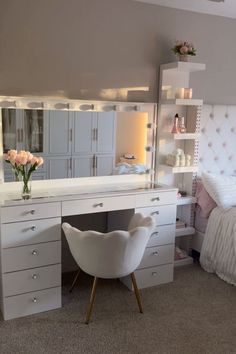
(192, 105, 236, 285)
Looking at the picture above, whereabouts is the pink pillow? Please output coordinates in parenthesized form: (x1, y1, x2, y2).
(195, 180, 217, 218)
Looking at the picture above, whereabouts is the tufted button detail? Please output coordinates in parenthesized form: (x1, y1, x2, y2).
(214, 157, 218, 161)
(231, 127, 235, 133)
(210, 113, 214, 119)
(220, 170, 224, 174)
(228, 156, 232, 160)
(199, 157, 203, 162)
(208, 142, 212, 147)
(207, 170, 211, 173)
(222, 142, 226, 147)
(201, 128, 205, 133)
(225, 113, 228, 118)
(216, 128, 220, 133)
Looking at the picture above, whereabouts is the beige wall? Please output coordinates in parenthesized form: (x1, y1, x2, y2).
(0, 0, 236, 104)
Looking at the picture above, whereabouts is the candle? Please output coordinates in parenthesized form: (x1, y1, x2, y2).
(184, 88, 193, 99)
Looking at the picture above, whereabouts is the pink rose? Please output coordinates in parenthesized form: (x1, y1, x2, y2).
(25, 151, 34, 162)
(7, 149, 17, 161)
(37, 157, 44, 167)
(15, 152, 28, 165)
(180, 46, 189, 54)
(31, 156, 39, 166)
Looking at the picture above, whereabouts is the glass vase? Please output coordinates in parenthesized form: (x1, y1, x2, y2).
(22, 179, 32, 200)
(178, 54, 188, 62)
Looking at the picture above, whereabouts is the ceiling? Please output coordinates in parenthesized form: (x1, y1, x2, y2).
(132, 0, 236, 19)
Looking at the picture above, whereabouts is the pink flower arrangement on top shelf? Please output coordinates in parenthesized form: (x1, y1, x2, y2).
(172, 41, 196, 61)
(3, 150, 44, 199)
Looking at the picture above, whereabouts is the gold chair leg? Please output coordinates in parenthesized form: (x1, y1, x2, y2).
(85, 277, 98, 324)
(131, 272, 143, 313)
(69, 269, 80, 293)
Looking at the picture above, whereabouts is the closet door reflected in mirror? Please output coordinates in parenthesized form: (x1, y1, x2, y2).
(1, 108, 151, 182)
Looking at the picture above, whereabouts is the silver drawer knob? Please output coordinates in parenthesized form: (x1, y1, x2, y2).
(32, 274, 38, 280)
(151, 211, 159, 215)
(31, 250, 38, 256)
(151, 231, 159, 237)
(94, 202, 103, 207)
(30, 210, 35, 215)
(31, 226, 36, 231)
(152, 272, 158, 276)
(152, 251, 158, 256)
(32, 297, 38, 303)
(151, 197, 160, 202)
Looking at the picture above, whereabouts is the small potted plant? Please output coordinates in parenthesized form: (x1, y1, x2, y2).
(172, 41, 196, 62)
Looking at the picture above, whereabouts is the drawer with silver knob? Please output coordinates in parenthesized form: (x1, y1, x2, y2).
(62, 195, 136, 216)
(136, 204, 176, 226)
(121, 263, 173, 290)
(1, 202, 61, 223)
(3, 287, 61, 320)
(1, 217, 61, 248)
(147, 224, 175, 247)
(2, 241, 61, 272)
(136, 190, 177, 208)
(2, 264, 61, 297)
(138, 244, 174, 269)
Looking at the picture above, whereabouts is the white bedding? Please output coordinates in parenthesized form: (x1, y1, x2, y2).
(200, 207, 236, 286)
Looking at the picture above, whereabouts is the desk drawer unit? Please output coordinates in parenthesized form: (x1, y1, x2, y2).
(136, 190, 176, 208)
(147, 224, 175, 247)
(3, 287, 61, 321)
(0, 201, 62, 320)
(138, 244, 174, 269)
(121, 195, 176, 290)
(1, 217, 61, 248)
(2, 264, 61, 297)
(1, 202, 61, 223)
(62, 195, 136, 216)
(2, 240, 61, 273)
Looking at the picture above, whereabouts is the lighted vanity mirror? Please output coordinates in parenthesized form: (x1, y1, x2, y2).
(0, 102, 156, 183)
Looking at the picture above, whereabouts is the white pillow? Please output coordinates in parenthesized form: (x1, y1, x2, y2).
(202, 172, 236, 209)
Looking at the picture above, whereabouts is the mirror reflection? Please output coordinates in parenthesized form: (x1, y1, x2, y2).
(2, 109, 150, 182)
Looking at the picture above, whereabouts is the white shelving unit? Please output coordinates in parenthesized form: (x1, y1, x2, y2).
(157, 60, 206, 266)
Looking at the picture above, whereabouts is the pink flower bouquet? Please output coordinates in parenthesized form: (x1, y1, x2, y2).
(4, 150, 44, 199)
(172, 41, 196, 57)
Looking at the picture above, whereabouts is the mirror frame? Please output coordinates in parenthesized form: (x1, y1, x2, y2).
(0, 96, 157, 189)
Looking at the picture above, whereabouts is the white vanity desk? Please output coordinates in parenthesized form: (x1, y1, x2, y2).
(0, 177, 177, 320)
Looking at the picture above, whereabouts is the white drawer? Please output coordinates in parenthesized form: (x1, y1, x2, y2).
(3, 286, 61, 320)
(62, 195, 136, 216)
(3, 264, 61, 297)
(147, 224, 175, 247)
(135, 263, 173, 289)
(1, 217, 61, 249)
(136, 204, 176, 225)
(2, 241, 61, 272)
(138, 244, 174, 269)
(136, 190, 177, 208)
(1, 202, 61, 223)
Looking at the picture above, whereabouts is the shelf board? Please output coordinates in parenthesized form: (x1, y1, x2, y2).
(161, 62, 206, 73)
(175, 226, 195, 237)
(161, 98, 203, 106)
(172, 133, 200, 140)
(174, 256, 194, 267)
(160, 165, 198, 173)
(177, 196, 196, 205)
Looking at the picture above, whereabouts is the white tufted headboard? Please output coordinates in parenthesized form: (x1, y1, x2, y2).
(198, 105, 236, 176)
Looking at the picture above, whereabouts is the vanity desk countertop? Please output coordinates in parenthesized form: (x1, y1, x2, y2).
(0, 179, 177, 320)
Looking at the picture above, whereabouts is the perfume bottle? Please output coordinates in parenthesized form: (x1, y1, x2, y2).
(171, 113, 180, 134)
(179, 116, 186, 133)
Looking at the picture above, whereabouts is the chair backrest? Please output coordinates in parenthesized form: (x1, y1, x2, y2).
(62, 213, 155, 279)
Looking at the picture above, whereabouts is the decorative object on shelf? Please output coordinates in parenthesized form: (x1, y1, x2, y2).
(171, 113, 180, 134)
(172, 41, 196, 62)
(184, 88, 193, 99)
(3, 150, 44, 199)
(166, 149, 192, 168)
(179, 116, 187, 133)
(175, 247, 188, 260)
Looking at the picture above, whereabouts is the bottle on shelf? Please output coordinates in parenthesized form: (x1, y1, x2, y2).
(171, 113, 180, 134)
(179, 116, 186, 133)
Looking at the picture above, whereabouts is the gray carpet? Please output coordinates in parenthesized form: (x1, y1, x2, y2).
(0, 264, 235, 354)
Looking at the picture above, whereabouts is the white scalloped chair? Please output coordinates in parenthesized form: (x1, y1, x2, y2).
(62, 213, 155, 324)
